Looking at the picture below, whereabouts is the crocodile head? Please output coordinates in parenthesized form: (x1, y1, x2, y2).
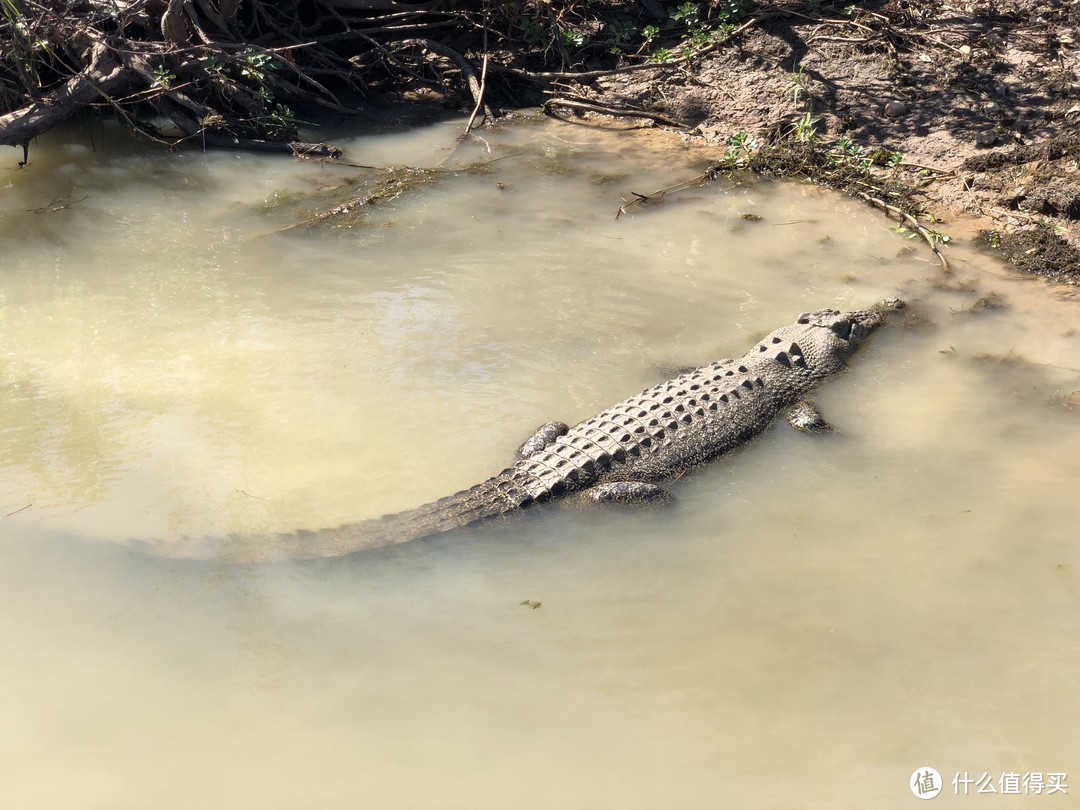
(792, 297, 906, 367)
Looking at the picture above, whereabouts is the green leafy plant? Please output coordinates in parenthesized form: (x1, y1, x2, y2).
(608, 20, 637, 41)
(238, 48, 276, 81)
(669, 2, 701, 25)
(560, 27, 587, 48)
(686, 24, 716, 52)
(786, 64, 813, 109)
(607, 19, 638, 53)
(721, 131, 759, 169)
(1, 0, 45, 91)
(829, 137, 870, 172)
(663, 0, 746, 60)
(717, 0, 753, 21)
(792, 111, 819, 143)
(520, 17, 546, 47)
(716, 22, 736, 39)
(200, 57, 226, 79)
(151, 65, 175, 90)
(266, 103, 297, 135)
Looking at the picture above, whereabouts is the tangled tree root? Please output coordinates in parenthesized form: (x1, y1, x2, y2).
(0, 0, 500, 160)
(0, 0, 786, 162)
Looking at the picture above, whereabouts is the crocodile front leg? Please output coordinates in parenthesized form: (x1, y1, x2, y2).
(786, 401, 834, 433)
(517, 421, 569, 459)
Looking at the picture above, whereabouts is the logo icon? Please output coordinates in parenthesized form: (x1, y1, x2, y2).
(911, 767, 943, 799)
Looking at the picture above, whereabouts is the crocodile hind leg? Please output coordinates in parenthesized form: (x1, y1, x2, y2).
(786, 401, 834, 433)
(517, 421, 569, 459)
(583, 481, 674, 505)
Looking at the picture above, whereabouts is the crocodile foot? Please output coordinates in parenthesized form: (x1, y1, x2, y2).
(517, 421, 569, 458)
(786, 400, 834, 433)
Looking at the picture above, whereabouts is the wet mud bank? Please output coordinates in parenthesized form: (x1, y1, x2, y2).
(586, 1, 1080, 283)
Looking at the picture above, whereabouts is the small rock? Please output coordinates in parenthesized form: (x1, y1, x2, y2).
(983, 101, 1002, 115)
(975, 130, 998, 147)
(884, 100, 907, 118)
(959, 44, 973, 59)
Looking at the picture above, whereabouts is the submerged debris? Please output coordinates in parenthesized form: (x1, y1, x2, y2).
(943, 348, 1080, 413)
(285, 166, 442, 232)
(274, 152, 516, 232)
(950, 292, 1007, 314)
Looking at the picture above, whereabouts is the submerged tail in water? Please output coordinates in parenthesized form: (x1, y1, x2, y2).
(139, 468, 540, 562)
(267, 467, 545, 560)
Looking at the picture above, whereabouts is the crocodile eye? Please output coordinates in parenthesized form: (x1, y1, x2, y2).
(830, 320, 854, 340)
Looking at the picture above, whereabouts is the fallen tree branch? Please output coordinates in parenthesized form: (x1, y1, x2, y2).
(28, 190, 89, 213)
(851, 190, 951, 273)
(615, 168, 718, 218)
(463, 52, 489, 135)
(0, 41, 133, 161)
(462, 17, 490, 136)
(394, 38, 492, 120)
(544, 96, 697, 131)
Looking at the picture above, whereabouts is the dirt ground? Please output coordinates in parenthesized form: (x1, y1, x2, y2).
(582, 0, 1080, 282)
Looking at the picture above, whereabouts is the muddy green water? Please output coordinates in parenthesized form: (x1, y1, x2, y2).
(1, 116, 1077, 808)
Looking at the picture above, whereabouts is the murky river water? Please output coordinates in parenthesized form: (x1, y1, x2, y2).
(1, 115, 1077, 808)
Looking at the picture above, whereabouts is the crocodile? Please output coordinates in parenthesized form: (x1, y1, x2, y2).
(247, 298, 905, 560)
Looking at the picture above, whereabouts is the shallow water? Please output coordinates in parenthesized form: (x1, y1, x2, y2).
(1, 116, 1077, 808)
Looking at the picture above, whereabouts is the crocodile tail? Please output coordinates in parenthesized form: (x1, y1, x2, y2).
(261, 468, 540, 560)
(136, 468, 543, 563)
